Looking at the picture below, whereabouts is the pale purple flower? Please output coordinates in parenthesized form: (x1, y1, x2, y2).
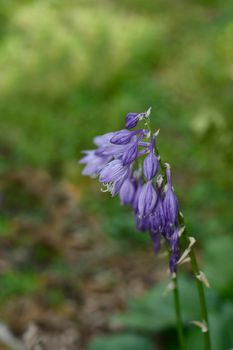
(99, 159, 130, 183)
(163, 165, 179, 225)
(125, 113, 140, 129)
(125, 108, 152, 129)
(119, 178, 135, 205)
(149, 195, 165, 234)
(110, 129, 136, 145)
(136, 215, 150, 231)
(150, 231, 161, 254)
(93, 132, 114, 146)
(80, 108, 183, 274)
(143, 152, 159, 180)
(121, 142, 138, 165)
(168, 227, 180, 272)
(79, 151, 109, 176)
(138, 180, 158, 217)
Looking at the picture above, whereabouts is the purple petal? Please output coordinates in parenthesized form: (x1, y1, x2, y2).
(80, 151, 109, 176)
(168, 227, 180, 273)
(163, 187, 179, 225)
(93, 132, 114, 146)
(150, 196, 165, 233)
(138, 180, 158, 217)
(110, 129, 134, 145)
(150, 231, 161, 254)
(99, 159, 129, 183)
(125, 112, 139, 129)
(143, 152, 159, 180)
(136, 215, 150, 231)
(119, 178, 135, 205)
(121, 143, 138, 165)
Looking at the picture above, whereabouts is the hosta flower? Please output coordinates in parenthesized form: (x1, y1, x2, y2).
(80, 108, 182, 273)
(125, 108, 151, 129)
(121, 142, 138, 165)
(99, 159, 130, 184)
(138, 180, 158, 217)
(125, 112, 140, 129)
(110, 129, 137, 145)
(119, 178, 135, 205)
(136, 214, 150, 231)
(143, 152, 159, 180)
(168, 227, 180, 272)
(163, 165, 179, 225)
(79, 150, 109, 177)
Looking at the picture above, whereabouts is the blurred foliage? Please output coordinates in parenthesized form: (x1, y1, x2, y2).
(0, 0, 232, 348)
(88, 334, 155, 350)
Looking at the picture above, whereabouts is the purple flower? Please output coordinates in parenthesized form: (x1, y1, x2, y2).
(138, 180, 158, 217)
(125, 108, 152, 129)
(110, 129, 136, 145)
(150, 231, 161, 254)
(163, 165, 179, 225)
(79, 151, 109, 177)
(99, 159, 130, 183)
(119, 178, 135, 205)
(136, 215, 150, 231)
(168, 227, 180, 272)
(132, 180, 142, 213)
(93, 132, 114, 146)
(125, 113, 140, 129)
(143, 152, 159, 180)
(150, 195, 165, 234)
(121, 142, 138, 165)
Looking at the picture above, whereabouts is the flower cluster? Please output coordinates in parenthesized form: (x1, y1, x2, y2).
(80, 109, 180, 272)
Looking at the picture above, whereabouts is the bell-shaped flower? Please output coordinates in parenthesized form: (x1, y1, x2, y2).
(150, 196, 165, 234)
(168, 227, 180, 272)
(121, 142, 138, 165)
(149, 231, 161, 254)
(119, 178, 135, 205)
(125, 108, 152, 129)
(79, 151, 109, 177)
(136, 215, 150, 231)
(163, 166, 179, 225)
(110, 129, 136, 145)
(143, 152, 159, 180)
(125, 112, 140, 129)
(99, 159, 130, 183)
(93, 132, 114, 146)
(138, 180, 158, 217)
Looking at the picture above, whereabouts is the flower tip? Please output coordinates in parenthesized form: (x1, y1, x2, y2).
(154, 129, 160, 137)
(145, 107, 152, 117)
(164, 162, 170, 169)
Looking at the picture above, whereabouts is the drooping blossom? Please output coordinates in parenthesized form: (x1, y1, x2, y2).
(80, 108, 181, 272)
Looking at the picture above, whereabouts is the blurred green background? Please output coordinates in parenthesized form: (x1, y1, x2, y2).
(0, 0, 232, 349)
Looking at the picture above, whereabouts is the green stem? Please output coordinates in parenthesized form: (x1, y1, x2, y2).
(172, 273, 186, 350)
(153, 142, 211, 350)
(164, 242, 185, 350)
(182, 225, 212, 350)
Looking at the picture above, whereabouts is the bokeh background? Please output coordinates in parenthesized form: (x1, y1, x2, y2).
(0, 0, 233, 349)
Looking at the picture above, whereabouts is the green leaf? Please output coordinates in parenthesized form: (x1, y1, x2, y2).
(87, 334, 155, 350)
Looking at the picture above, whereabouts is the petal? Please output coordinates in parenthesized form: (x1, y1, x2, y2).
(99, 159, 129, 183)
(119, 178, 135, 205)
(138, 181, 158, 217)
(110, 129, 134, 145)
(121, 143, 138, 165)
(163, 188, 179, 224)
(125, 113, 139, 129)
(143, 152, 159, 180)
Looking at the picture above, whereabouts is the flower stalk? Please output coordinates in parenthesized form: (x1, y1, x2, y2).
(157, 145, 212, 350)
(80, 107, 212, 350)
